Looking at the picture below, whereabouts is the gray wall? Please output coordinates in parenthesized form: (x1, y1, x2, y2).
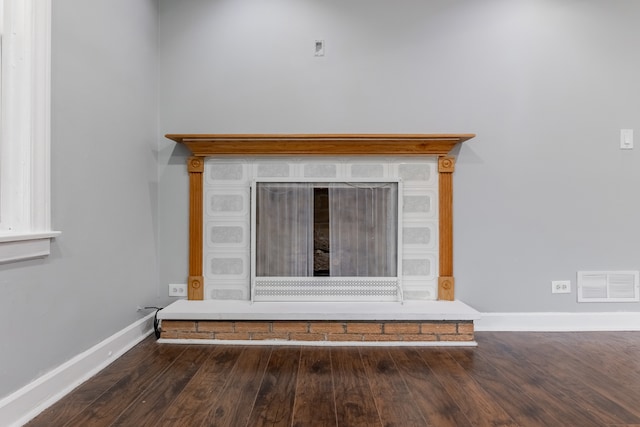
(159, 0, 640, 312)
(0, 0, 161, 399)
(3, 0, 639, 403)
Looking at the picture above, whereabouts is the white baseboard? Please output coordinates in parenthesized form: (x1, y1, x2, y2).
(158, 338, 478, 347)
(0, 313, 155, 427)
(476, 312, 640, 331)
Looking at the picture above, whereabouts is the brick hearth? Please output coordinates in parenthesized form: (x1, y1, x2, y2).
(160, 320, 474, 343)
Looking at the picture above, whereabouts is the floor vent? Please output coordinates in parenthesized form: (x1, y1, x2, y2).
(577, 271, 639, 302)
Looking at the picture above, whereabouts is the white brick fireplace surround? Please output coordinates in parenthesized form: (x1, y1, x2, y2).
(159, 134, 479, 344)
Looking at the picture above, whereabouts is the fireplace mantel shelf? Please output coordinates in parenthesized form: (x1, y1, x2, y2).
(166, 133, 474, 156)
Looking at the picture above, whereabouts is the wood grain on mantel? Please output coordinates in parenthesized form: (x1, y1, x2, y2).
(167, 133, 475, 301)
(166, 133, 475, 156)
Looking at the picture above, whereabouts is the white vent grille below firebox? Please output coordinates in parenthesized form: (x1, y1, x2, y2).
(577, 271, 639, 302)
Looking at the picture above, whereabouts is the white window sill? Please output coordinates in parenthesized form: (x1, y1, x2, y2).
(0, 231, 61, 263)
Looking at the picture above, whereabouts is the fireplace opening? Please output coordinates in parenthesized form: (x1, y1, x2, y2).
(251, 180, 402, 301)
(313, 187, 330, 277)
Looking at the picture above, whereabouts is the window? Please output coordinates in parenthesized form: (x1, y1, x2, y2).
(0, 0, 59, 263)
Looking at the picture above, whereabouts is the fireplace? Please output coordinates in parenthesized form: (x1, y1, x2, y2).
(159, 134, 479, 344)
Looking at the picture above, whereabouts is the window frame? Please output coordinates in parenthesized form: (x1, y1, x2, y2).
(0, 0, 59, 263)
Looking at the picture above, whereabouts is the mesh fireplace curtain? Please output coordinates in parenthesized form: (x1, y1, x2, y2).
(256, 182, 397, 277)
(255, 183, 314, 277)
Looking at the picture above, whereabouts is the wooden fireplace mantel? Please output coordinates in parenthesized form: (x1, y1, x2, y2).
(166, 133, 474, 156)
(167, 133, 475, 301)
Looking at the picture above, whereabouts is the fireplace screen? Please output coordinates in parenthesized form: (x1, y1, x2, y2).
(251, 181, 402, 301)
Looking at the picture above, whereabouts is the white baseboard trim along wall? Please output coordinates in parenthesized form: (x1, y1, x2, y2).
(0, 313, 155, 427)
(476, 312, 640, 331)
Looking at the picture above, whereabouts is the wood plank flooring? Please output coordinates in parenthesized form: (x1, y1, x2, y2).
(27, 332, 640, 427)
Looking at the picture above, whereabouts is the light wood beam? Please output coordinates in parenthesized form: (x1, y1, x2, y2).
(187, 157, 204, 300)
(438, 156, 455, 301)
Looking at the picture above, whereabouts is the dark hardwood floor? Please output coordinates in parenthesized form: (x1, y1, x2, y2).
(27, 332, 640, 426)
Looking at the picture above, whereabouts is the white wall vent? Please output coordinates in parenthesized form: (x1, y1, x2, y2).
(577, 271, 639, 302)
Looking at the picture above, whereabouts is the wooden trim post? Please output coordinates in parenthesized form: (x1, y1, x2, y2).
(187, 157, 204, 300)
(438, 156, 455, 301)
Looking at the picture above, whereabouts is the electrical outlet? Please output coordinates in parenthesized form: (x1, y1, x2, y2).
(168, 283, 187, 297)
(551, 280, 571, 294)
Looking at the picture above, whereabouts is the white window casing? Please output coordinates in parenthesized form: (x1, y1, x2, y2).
(0, 0, 60, 263)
